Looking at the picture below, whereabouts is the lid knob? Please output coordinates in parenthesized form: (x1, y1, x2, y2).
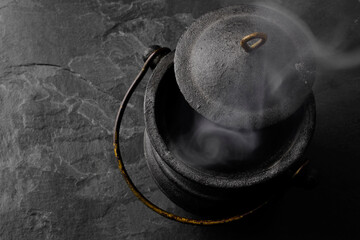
(240, 32, 268, 53)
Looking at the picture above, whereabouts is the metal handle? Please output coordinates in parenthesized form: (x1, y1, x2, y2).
(240, 32, 268, 53)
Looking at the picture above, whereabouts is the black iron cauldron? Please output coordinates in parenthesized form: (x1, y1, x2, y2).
(114, 3, 316, 225)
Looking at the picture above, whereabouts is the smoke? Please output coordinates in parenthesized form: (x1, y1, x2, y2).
(169, 2, 360, 172)
(172, 115, 259, 172)
(260, 1, 360, 70)
(315, 44, 360, 70)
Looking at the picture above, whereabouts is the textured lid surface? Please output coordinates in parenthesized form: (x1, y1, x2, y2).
(174, 4, 315, 129)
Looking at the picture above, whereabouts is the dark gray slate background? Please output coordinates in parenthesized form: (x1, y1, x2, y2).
(0, 0, 359, 239)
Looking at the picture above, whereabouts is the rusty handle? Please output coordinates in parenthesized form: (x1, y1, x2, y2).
(240, 32, 268, 53)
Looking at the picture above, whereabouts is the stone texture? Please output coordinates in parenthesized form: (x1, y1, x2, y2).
(0, 0, 359, 239)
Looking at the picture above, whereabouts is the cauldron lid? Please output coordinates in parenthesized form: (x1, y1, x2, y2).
(174, 4, 315, 129)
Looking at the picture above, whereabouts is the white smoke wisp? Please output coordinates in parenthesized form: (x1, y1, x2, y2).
(315, 44, 360, 70)
(173, 116, 259, 170)
(261, 2, 360, 70)
(251, 1, 360, 128)
(172, 2, 360, 171)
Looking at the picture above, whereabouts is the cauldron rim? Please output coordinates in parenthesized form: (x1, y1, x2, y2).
(144, 51, 316, 189)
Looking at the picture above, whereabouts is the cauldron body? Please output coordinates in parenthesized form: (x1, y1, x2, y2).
(143, 52, 316, 217)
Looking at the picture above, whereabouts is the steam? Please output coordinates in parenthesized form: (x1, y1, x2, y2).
(173, 116, 259, 171)
(261, 2, 360, 70)
(315, 44, 360, 70)
(170, 2, 360, 171)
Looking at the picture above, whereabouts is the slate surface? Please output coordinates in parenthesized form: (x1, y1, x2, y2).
(0, 0, 359, 239)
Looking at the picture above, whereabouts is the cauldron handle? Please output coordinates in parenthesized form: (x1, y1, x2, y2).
(240, 32, 268, 53)
(113, 46, 306, 225)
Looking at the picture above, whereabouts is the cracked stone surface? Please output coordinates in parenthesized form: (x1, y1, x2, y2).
(0, 0, 360, 239)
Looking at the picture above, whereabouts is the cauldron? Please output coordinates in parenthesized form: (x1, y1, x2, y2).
(114, 3, 316, 225)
